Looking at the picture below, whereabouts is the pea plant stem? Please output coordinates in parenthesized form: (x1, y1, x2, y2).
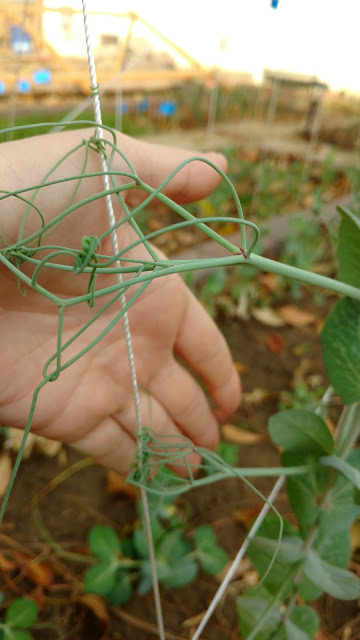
(192, 476, 285, 640)
(271, 399, 360, 629)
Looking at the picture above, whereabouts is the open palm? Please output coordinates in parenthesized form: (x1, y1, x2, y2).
(0, 130, 240, 473)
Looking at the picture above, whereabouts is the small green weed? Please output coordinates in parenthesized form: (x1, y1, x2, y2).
(84, 497, 227, 604)
(0, 597, 38, 640)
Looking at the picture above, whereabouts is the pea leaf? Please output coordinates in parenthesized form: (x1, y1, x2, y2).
(84, 559, 119, 596)
(282, 452, 329, 534)
(303, 549, 360, 600)
(107, 571, 132, 605)
(269, 410, 333, 455)
(87, 525, 121, 560)
(247, 515, 297, 596)
(158, 554, 198, 588)
(249, 536, 304, 564)
(194, 525, 228, 575)
(153, 530, 198, 588)
(3, 630, 34, 640)
(319, 465, 360, 534)
(237, 588, 281, 640)
(298, 527, 351, 602)
(321, 298, 360, 404)
(337, 206, 360, 287)
(204, 441, 239, 476)
(288, 606, 319, 640)
(320, 455, 360, 489)
(5, 599, 38, 628)
(283, 620, 311, 640)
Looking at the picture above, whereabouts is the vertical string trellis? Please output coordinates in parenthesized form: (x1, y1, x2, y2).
(80, 1, 166, 638)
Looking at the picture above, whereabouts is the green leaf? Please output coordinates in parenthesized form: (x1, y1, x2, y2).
(321, 298, 360, 404)
(315, 528, 351, 569)
(249, 536, 304, 564)
(194, 525, 228, 575)
(337, 206, 360, 287)
(269, 410, 333, 455)
(320, 455, 360, 489)
(247, 515, 297, 597)
(143, 530, 198, 588)
(201, 268, 227, 300)
(282, 452, 329, 534)
(157, 530, 191, 563)
(289, 606, 320, 640)
(3, 630, 34, 640)
(133, 528, 149, 558)
(205, 441, 239, 475)
(237, 589, 281, 640)
(298, 528, 351, 602)
(136, 573, 153, 595)
(319, 467, 360, 534)
(284, 620, 310, 640)
(5, 599, 38, 628)
(84, 559, 119, 596)
(303, 550, 360, 600)
(197, 544, 228, 575)
(87, 525, 121, 560)
(107, 571, 132, 605)
(159, 554, 198, 588)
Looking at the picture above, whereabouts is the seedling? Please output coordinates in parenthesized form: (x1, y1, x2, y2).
(84, 498, 227, 604)
(0, 598, 38, 640)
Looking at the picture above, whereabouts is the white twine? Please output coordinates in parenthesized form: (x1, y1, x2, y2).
(81, 3, 165, 638)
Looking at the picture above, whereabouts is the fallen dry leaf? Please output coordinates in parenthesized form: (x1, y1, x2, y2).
(12, 551, 54, 587)
(29, 585, 46, 611)
(314, 632, 332, 640)
(232, 507, 262, 527)
(259, 272, 279, 293)
(242, 388, 275, 404)
(251, 307, 285, 327)
(78, 594, 109, 639)
(0, 553, 17, 571)
(278, 304, 317, 327)
(350, 520, 360, 552)
(325, 418, 336, 436)
(266, 333, 286, 354)
(217, 558, 252, 583)
(25, 560, 54, 587)
(243, 569, 259, 588)
(234, 361, 248, 375)
(0, 450, 12, 497)
(10, 428, 36, 459)
(106, 470, 137, 500)
(221, 424, 264, 444)
(35, 435, 62, 457)
(292, 358, 312, 388)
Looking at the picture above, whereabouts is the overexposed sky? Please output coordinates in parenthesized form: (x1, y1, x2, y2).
(45, 0, 360, 92)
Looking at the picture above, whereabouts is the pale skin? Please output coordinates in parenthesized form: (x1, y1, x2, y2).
(0, 129, 241, 474)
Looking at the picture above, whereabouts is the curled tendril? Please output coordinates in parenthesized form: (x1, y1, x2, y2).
(87, 133, 106, 158)
(74, 235, 100, 273)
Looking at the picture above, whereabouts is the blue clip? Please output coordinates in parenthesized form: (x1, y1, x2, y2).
(158, 101, 177, 117)
(33, 69, 52, 85)
(271, 0, 279, 7)
(17, 79, 31, 94)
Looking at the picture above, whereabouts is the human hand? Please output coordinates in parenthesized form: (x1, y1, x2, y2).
(0, 129, 241, 473)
